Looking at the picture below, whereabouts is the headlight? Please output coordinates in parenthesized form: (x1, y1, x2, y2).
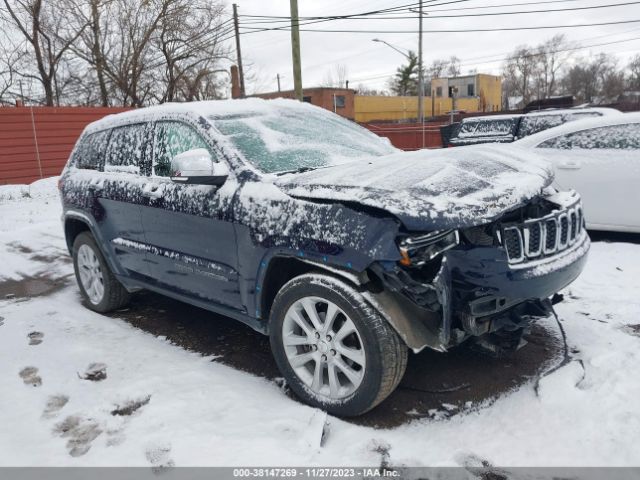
(398, 230, 459, 266)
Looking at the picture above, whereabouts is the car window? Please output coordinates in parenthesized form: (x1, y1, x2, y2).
(537, 123, 640, 150)
(153, 121, 212, 177)
(458, 119, 515, 138)
(518, 114, 563, 138)
(104, 123, 151, 174)
(73, 130, 109, 170)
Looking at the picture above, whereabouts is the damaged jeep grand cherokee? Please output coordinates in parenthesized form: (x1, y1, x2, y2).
(60, 99, 589, 416)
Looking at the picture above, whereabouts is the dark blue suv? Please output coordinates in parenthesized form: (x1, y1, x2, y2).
(60, 99, 589, 416)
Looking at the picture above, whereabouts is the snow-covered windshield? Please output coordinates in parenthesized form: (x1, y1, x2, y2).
(210, 107, 396, 173)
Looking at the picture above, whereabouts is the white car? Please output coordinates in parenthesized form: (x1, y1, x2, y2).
(515, 112, 640, 233)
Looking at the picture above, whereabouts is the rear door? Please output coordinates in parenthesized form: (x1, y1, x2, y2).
(138, 119, 243, 310)
(97, 123, 152, 277)
(535, 123, 640, 229)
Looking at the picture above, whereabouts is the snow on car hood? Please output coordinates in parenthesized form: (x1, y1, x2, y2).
(275, 144, 554, 230)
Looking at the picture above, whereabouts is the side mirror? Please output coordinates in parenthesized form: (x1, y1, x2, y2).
(170, 148, 228, 186)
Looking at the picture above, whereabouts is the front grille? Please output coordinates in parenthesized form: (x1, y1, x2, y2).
(502, 202, 584, 265)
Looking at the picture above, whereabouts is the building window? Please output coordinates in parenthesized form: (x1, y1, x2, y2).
(334, 95, 346, 108)
(436, 86, 443, 97)
(303, 96, 312, 103)
(467, 84, 475, 96)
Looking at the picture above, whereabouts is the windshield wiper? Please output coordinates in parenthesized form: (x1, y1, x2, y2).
(274, 166, 318, 176)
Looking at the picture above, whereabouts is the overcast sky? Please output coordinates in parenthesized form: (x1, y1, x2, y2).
(230, 0, 640, 94)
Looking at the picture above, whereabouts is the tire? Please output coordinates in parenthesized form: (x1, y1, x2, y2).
(269, 273, 408, 416)
(72, 232, 130, 313)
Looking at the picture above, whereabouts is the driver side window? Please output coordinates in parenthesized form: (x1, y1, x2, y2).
(153, 121, 213, 177)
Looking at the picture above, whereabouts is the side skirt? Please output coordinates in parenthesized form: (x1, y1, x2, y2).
(115, 274, 267, 335)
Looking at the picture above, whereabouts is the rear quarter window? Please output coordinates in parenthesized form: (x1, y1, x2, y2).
(518, 115, 563, 138)
(72, 130, 110, 170)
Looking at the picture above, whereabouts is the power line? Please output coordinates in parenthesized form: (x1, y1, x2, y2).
(416, 0, 584, 12)
(349, 34, 640, 84)
(238, 1, 639, 23)
(239, 19, 640, 35)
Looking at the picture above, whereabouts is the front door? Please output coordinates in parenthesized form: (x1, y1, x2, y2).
(138, 120, 243, 310)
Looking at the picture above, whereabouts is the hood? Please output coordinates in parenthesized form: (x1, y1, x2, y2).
(275, 144, 553, 231)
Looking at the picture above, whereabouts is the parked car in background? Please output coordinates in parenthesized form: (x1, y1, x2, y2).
(515, 112, 640, 233)
(447, 107, 621, 147)
(60, 99, 589, 416)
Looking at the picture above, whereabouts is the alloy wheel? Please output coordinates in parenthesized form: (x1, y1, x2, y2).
(282, 296, 366, 400)
(77, 244, 105, 304)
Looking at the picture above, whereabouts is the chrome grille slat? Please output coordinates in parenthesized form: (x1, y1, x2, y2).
(502, 202, 584, 265)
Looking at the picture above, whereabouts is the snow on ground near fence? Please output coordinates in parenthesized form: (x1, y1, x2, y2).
(0, 178, 639, 466)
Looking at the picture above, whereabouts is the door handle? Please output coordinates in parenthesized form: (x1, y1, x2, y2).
(87, 182, 103, 193)
(557, 160, 581, 170)
(141, 185, 164, 199)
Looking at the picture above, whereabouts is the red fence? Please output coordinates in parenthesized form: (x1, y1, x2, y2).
(361, 122, 446, 150)
(0, 106, 446, 186)
(0, 107, 128, 185)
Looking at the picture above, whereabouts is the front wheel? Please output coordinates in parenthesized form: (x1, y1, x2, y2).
(72, 232, 130, 313)
(269, 273, 407, 416)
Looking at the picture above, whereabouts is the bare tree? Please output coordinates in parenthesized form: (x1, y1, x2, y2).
(0, 34, 21, 103)
(321, 64, 349, 88)
(627, 54, 640, 91)
(154, 0, 229, 102)
(534, 34, 573, 99)
(1, 0, 88, 105)
(446, 56, 461, 77)
(502, 46, 538, 106)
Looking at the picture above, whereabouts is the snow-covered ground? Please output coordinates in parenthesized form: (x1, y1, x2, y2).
(1, 177, 639, 468)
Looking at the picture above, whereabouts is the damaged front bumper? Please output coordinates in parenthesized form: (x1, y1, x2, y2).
(367, 223, 590, 353)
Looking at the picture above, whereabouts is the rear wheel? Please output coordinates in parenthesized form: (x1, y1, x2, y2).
(72, 232, 130, 313)
(269, 273, 407, 416)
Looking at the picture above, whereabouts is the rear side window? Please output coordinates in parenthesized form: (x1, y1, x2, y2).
(538, 124, 640, 150)
(518, 114, 564, 138)
(104, 123, 152, 174)
(153, 121, 212, 177)
(73, 130, 109, 170)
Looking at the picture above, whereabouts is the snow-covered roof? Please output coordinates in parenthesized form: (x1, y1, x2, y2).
(83, 98, 326, 134)
(514, 111, 640, 148)
(461, 113, 522, 123)
(524, 107, 622, 118)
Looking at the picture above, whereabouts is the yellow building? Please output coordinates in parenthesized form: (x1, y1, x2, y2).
(354, 73, 502, 123)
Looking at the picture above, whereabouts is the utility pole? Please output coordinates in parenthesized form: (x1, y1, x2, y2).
(417, 0, 424, 123)
(290, 0, 303, 101)
(232, 3, 246, 98)
(277, 74, 281, 92)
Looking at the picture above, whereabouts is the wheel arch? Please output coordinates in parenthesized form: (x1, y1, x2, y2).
(259, 255, 365, 332)
(64, 216, 91, 254)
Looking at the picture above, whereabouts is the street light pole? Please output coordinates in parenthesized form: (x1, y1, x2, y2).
(417, 0, 424, 123)
(372, 38, 410, 59)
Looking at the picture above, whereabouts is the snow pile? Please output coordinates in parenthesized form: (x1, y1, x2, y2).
(0, 177, 68, 282)
(0, 177, 59, 202)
